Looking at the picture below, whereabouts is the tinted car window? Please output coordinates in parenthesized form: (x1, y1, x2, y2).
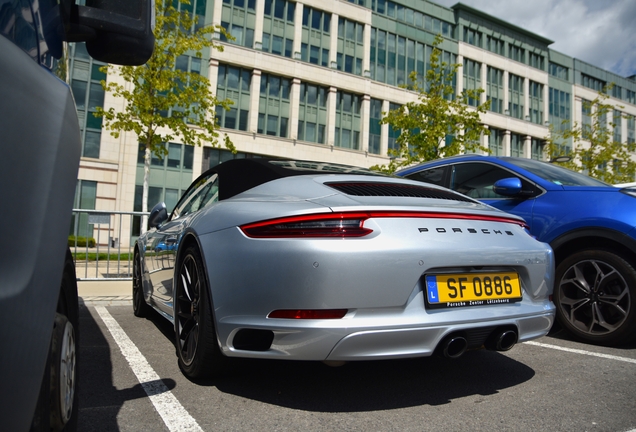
(451, 163, 539, 198)
(506, 158, 609, 187)
(172, 173, 219, 219)
(404, 166, 447, 186)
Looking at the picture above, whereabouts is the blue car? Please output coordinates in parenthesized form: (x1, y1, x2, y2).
(397, 155, 636, 346)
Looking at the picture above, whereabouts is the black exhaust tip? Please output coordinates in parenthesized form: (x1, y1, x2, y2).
(438, 334, 468, 359)
(485, 327, 518, 352)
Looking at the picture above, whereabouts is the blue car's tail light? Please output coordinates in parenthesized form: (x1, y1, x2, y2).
(240, 211, 529, 238)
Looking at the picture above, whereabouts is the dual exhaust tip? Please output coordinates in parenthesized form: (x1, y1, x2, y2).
(438, 327, 518, 359)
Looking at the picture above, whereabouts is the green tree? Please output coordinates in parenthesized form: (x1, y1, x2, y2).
(373, 35, 490, 174)
(545, 87, 636, 184)
(95, 0, 234, 232)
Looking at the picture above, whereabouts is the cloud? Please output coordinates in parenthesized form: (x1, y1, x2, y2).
(431, 0, 636, 77)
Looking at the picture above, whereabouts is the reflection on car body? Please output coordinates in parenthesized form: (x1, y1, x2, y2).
(132, 158, 555, 379)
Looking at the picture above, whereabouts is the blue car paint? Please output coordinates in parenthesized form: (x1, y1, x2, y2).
(396, 155, 636, 256)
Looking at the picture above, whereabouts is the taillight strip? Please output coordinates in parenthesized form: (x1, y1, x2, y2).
(240, 211, 528, 238)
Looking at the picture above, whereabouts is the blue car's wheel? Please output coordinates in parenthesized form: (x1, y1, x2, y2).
(555, 249, 636, 346)
(175, 246, 225, 379)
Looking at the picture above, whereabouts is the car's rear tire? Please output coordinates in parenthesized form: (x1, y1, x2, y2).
(174, 246, 225, 379)
(555, 249, 636, 346)
(132, 250, 150, 318)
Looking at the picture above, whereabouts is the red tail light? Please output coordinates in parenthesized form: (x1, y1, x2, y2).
(240, 211, 528, 238)
(268, 309, 349, 319)
(240, 213, 373, 238)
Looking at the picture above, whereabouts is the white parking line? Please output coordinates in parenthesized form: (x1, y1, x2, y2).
(95, 307, 203, 432)
(524, 341, 636, 364)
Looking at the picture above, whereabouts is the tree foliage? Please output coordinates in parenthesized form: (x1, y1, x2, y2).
(373, 35, 490, 174)
(95, 0, 234, 229)
(545, 87, 636, 184)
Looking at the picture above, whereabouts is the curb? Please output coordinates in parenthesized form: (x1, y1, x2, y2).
(80, 296, 132, 307)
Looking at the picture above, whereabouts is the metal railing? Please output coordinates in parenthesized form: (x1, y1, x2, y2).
(71, 209, 149, 280)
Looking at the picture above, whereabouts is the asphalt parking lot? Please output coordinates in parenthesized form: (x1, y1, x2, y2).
(78, 302, 636, 432)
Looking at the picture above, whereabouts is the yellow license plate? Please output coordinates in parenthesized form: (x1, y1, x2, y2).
(425, 272, 522, 308)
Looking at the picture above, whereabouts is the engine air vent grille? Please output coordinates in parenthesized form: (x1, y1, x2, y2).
(325, 182, 474, 202)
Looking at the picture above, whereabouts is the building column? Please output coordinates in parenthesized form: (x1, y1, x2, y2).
(253, 0, 265, 49)
(543, 84, 549, 126)
(573, 96, 583, 129)
(524, 135, 532, 158)
(503, 70, 509, 113)
(249, 69, 262, 134)
(329, 13, 339, 68)
(456, 54, 464, 98)
(289, 78, 301, 140)
(523, 77, 530, 120)
(381, 99, 390, 156)
(293, 2, 304, 58)
(327, 86, 338, 146)
(360, 95, 370, 153)
(212, 0, 223, 27)
(503, 130, 511, 156)
(482, 125, 489, 154)
(363, 23, 371, 76)
(480, 62, 488, 105)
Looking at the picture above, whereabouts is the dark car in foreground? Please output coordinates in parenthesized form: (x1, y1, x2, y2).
(133, 158, 554, 379)
(397, 155, 636, 346)
(0, 1, 154, 430)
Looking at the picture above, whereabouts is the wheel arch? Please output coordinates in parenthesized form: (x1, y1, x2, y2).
(551, 228, 636, 267)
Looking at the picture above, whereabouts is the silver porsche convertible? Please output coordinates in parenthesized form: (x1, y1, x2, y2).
(133, 159, 555, 378)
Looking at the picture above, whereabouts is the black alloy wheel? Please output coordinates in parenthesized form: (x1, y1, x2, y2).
(132, 250, 150, 317)
(555, 249, 636, 346)
(175, 246, 225, 379)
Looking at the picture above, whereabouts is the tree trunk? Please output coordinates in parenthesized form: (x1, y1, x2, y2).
(140, 144, 151, 235)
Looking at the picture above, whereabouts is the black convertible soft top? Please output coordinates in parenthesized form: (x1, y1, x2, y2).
(209, 158, 383, 200)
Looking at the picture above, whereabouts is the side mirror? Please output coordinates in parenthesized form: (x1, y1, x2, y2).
(61, 0, 155, 66)
(148, 202, 168, 228)
(493, 177, 523, 197)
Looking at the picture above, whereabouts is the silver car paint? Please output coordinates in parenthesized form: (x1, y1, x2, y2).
(137, 173, 555, 361)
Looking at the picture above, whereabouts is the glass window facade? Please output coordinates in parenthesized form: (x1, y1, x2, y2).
(387, 102, 401, 153)
(581, 99, 592, 139)
(370, 29, 456, 90)
(258, 73, 291, 137)
(508, 74, 524, 119)
(220, 0, 256, 48)
(369, 98, 382, 155)
(297, 82, 328, 144)
(581, 74, 606, 92)
(337, 17, 364, 75)
(71, 180, 97, 238)
(613, 110, 622, 143)
(486, 66, 503, 114)
(262, 0, 295, 58)
(528, 52, 544, 70)
(529, 81, 544, 124)
(463, 58, 481, 106)
(335, 91, 362, 150)
(216, 64, 251, 131)
(531, 138, 544, 160)
(508, 45, 525, 63)
(301, 6, 331, 67)
(510, 133, 523, 157)
(371, 0, 454, 38)
(463, 28, 481, 47)
(69, 43, 105, 159)
(489, 128, 503, 156)
(548, 62, 569, 80)
(628, 115, 635, 145)
(485, 35, 505, 56)
(549, 88, 571, 134)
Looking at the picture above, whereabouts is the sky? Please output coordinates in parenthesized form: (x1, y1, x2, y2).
(431, 0, 636, 79)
